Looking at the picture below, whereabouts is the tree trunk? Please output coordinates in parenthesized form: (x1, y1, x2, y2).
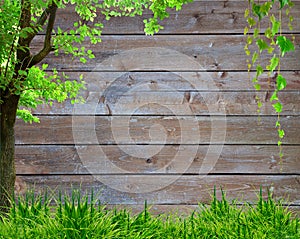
(0, 94, 19, 213)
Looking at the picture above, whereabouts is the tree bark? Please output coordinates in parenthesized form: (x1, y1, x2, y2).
(0, 94, 19, 213)
(0, 1, 57, 214)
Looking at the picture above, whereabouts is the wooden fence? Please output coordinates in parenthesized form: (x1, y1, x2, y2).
(15, 0, 300, 214)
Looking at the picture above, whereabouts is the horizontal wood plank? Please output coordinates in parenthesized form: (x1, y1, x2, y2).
(33, 35, 300, 71)
(55, 71, 300, 91)
(12, 0, 300, 212)
(15, 145, 300, 174)
(15, 115, 300, 144)
(32, 71, 300, 116)
(15, 175, 300, 205)
(34, 91, 300, 116)
(53, 1, 300, 34)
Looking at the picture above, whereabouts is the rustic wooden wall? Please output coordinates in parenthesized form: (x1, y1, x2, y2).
(15, 0, 300, 214)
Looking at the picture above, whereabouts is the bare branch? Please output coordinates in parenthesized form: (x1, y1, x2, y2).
(29, 3, 57, 67)
(37, 7, 52, 26)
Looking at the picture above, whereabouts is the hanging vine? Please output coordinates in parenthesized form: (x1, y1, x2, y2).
(244, 0, 295, 168)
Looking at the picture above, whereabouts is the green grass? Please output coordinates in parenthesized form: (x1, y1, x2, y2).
(0, 189, 299, 239)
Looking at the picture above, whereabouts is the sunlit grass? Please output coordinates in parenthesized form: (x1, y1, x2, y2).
(0, 189, 299, 238)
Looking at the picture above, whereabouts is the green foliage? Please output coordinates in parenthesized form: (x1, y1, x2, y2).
(0, 0, 191, 123)
(244, 0, 296, 165)
(17, 66, 85, 122)
(276, 35, 295, 56)
(101, 0, 193, 35)
(0, 189, 299, 238)
(0, 1, 21, 90)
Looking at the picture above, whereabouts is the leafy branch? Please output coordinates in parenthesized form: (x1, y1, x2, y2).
(29, 2, 58, 67)
(244, 0, 295, 168)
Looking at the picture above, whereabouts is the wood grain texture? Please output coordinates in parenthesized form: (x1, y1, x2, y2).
(13, 0, 300, 211)
(50, 71, 300, 91)
(15, 175, 300, 205)
(15, 115, 300, 145)
(32, 71, 300, 116)
(33, 34, 300, 71)
(34, 91, 300, 116)
(15, 145, 300, 175)
(53, 1, 300, 34)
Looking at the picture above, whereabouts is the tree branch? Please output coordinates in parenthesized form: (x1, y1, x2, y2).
(19, 0, 31, 30)
(29, 3, 57, 67)
(4, 36, 17, 79)
(15, 0, 32, 75)
(25, 4, 57, 45)
(18, 0, 31, 50)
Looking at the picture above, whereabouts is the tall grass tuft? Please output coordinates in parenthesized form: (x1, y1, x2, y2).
(0, 188, 299, 238)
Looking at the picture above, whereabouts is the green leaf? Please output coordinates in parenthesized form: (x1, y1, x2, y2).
(80, 57, 87, 63)
(268, 55, 279, 72)
(252, 2, 272, 20)
(276, 120, 281, 128)
(257, 101, 263, 109)
(244, 8, 250, 18)
(245, 49, 251, 56)
(18, 70, 27, 76)
(264, 28, 273, 39)
(270, 14, 276, 23)
(42, 64, 48, 70)
(279, 0, 290, 9)
(17, 109, 40, 123)
(276, 74, 287, 90)
(254, 28, 259, 38)
(270, 91, 278, 101)
(273, 102, 282, 113)
(278, 129, 285, 138)
(256, 65, 264, 76)
(256, 39, 269, 52)
(252, 51, 258, 64)
(260, 2, 272, 16)
(271, 20, 280, 36)
(276, 36, 295, 56)
(247, 17, 256, 27)
(267, 46, 274, 54)
(252, 3, 263, 20)
(248, 63, 252, 70)
(280, 151, 284, 158)
(254, 84, 261, 90)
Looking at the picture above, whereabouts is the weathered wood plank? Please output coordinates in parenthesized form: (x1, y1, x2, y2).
(53, 1, 300, 34)
(15, 175, 300, 205)
(15, 116, 300, 144)
(32, 71, 300, 115)
(13, 0, 300, 213)
(56, 71, 300, 91)
(15, 145, 300, 174)
(33, 35, 300, 71)
(34, 91, 300, 116)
